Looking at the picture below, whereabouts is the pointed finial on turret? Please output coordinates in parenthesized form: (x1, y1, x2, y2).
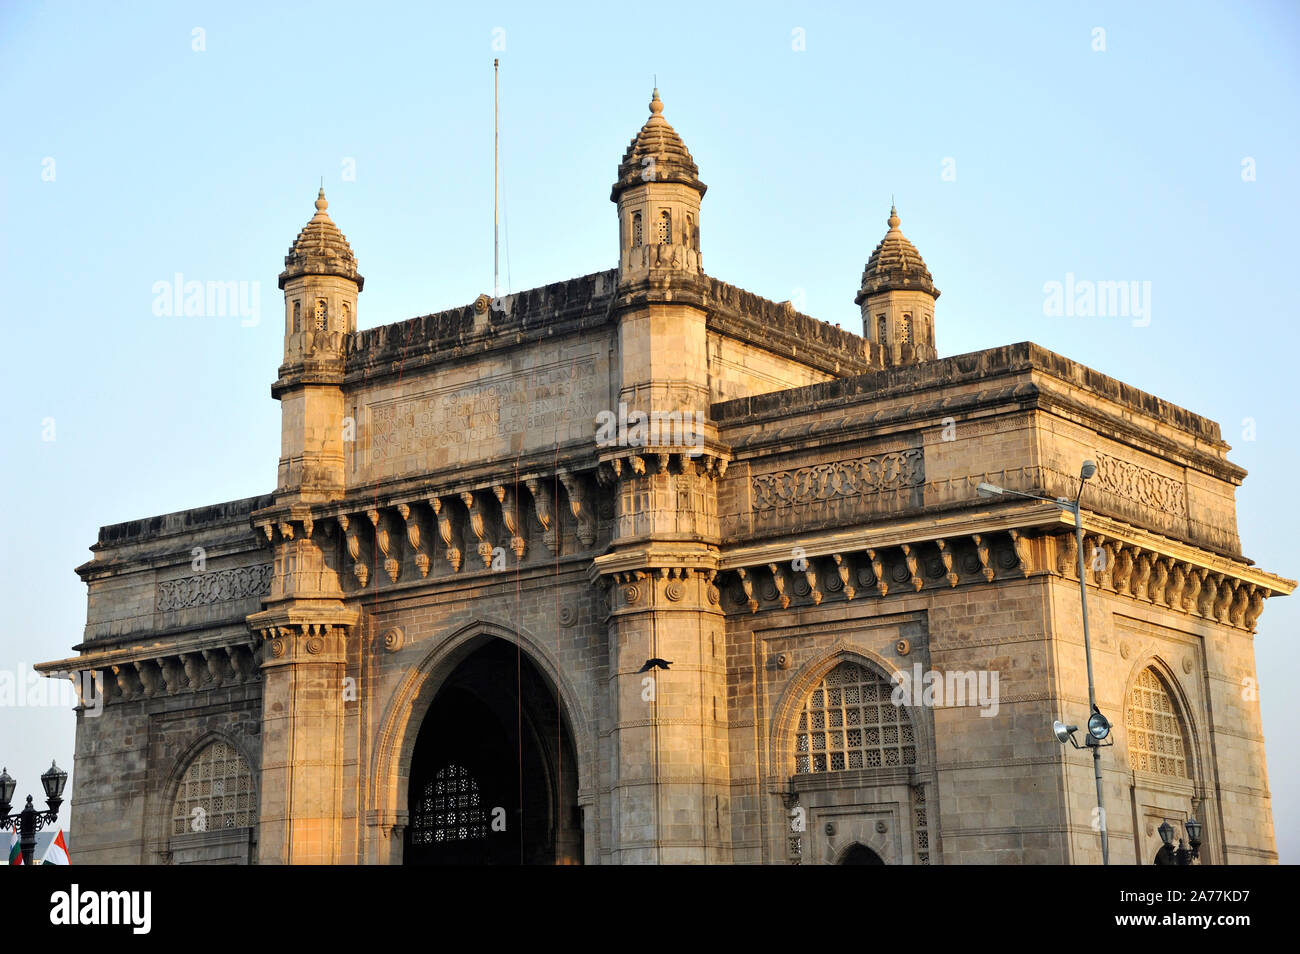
(315, 187, 328, 213)
(650, 87, 663, 116)
(887, 204, 900, 230)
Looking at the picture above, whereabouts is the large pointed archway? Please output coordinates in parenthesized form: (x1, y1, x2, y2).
(403, 638, 582, 865)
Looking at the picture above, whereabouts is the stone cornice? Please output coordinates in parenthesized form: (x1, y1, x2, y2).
(84, 494, 274, 557)
(718, 502, 1064, 570)
(35, 630, 262, 707)
(712, 501, 1291, 630)
(712, 342, 1237, 481)
(588, 545, 722, 582)
(253, 464, 608, 587)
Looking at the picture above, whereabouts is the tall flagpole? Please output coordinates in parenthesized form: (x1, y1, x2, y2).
(494, 58, 500, 298)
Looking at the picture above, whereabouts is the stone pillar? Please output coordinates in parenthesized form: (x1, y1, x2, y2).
(254, 620, 349, 864)
(602, 554, 729, 864)
(247, 520, 356, 864)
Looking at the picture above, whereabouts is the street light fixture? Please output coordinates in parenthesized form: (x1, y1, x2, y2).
(1053, 721, 1079, 745)
(1087, 705, 1112, 742)
(1154, 817, 1202, 865)
(0, 761, 67, 866)
(979, 460, 1111, 865)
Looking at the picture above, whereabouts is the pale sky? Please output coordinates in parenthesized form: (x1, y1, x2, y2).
(2, 0, 1297, 862)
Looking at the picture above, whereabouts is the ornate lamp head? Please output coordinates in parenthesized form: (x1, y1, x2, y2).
(1157, 819, 1175, 847)
(41, 760, 68, 809)
(0, 767, 14, 814)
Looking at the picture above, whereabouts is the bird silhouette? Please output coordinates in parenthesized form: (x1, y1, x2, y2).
(637, 658, 673, 673)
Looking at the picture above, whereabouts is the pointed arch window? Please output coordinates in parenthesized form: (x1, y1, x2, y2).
(877, 315, 887, 344)
(658, 209, 672, 244)
(685, 213, 695, 249)
(901, 313, 913, 345)
(292, 300, 301, 333)
(171, 739, 257, 836)
(631, 212, 643, 248)
(410, 763, 489, 845)
(1127, 668, 1189, 777)
(795, 662, 915, 773)
(314, 298, 328, 331)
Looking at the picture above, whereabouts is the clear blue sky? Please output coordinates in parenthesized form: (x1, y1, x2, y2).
(2, 0, 1297, 862)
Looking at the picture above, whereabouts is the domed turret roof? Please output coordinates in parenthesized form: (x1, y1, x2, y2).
(279, 189, 364, 290)
(610, 89, 706, 202)
(855, 206, 938, 303)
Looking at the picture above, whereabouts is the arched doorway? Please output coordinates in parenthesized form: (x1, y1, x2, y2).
(838, 843, 885, 865)
(404, 639, 582, 864)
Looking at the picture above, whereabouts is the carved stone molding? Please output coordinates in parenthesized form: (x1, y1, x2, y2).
(719, 531, 1027, 615)
(1053, 532, 1277, 632)
(50, 639, 262, 708)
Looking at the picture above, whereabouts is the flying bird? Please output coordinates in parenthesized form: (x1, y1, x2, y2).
(637, 658, 673, 673)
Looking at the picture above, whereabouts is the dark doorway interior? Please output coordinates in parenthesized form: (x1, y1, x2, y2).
(839, 843, 885, 865)
(405, 639, 581, 865)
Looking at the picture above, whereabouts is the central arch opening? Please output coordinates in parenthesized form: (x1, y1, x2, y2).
(839, 843, 885, 865)
(404, 639, 582, 865)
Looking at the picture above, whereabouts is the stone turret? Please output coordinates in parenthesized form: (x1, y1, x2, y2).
(611, 89, 706, 278)
(248, 187, 363, 864)
(856, 206, 939, 366)
(273, 189, 362, 499)
(599, 91, 730, 862)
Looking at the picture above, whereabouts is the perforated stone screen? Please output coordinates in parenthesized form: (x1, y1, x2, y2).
(171, 740, 256, 836)
(410, 763, 489, 845)
(796, 662, 916, 773)
(1127, 668, 1188, 777)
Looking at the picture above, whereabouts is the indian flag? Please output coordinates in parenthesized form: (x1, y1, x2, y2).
(41, 829, 69, 865)
(7, 830, 20, 866)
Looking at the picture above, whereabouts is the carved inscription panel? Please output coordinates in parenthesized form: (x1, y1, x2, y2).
(362, 356, 602, 477)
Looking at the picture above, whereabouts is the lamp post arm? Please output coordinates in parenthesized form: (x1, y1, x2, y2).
(985, 486, 1063, 506)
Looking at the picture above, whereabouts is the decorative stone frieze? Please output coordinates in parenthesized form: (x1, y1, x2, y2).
(157, 565, 273, 611)
(751, 449, 924, 512)
(1094, 453, 1187, 517)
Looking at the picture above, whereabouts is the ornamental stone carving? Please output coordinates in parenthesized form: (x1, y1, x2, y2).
(751, 449, 924, 511)
(157, 564, 273, 611)
(1094, 453, 1187, 518)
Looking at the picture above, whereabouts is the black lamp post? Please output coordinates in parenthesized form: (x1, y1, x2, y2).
(0, 761, 68, 866)
(1153, 816, 1202, 865)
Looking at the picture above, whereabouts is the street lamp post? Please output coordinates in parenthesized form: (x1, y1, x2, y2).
(0, 761, 68, 866)
(978, 461, 1112, 865)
